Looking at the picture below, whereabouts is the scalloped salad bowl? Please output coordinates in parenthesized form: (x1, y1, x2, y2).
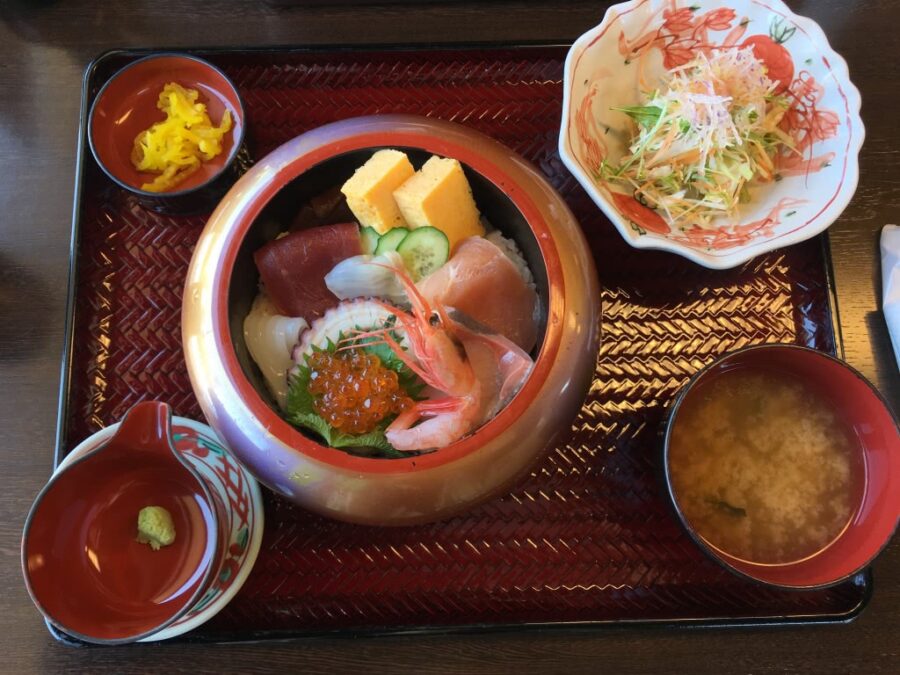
(559, 0, 863, 269)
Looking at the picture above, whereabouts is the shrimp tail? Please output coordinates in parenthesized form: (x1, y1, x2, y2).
(385, 395, 478, 452)
(386, 397, 464, 433)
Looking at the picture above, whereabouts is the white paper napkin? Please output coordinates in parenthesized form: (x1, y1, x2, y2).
(881, 225, 900, 371)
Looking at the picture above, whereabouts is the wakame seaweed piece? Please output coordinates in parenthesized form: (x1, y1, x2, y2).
(705, 496, 747, 518)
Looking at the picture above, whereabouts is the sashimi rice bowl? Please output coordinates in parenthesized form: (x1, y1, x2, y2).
(183, 116, 599, 525)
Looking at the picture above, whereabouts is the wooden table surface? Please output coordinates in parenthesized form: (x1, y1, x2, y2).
(1, 1, 897, 672)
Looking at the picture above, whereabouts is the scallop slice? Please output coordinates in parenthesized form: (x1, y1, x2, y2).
(243, 293, 308, 409)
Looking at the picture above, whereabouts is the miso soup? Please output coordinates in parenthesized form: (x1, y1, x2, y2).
(668, 367, 864, 565)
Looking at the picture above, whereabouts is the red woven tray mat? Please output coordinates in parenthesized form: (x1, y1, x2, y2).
(63, 47, 865, 639)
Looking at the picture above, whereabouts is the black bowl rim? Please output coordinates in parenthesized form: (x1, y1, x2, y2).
(661, 343, 900, 591)
(87, 52, 247, 199)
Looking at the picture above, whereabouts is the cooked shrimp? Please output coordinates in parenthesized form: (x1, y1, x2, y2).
(344, 261, 482, 452)
(386, 395, 481, 452)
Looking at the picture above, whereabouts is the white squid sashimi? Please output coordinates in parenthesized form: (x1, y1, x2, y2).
(323, 251, 408, 305)
(243, 293, 308, 409)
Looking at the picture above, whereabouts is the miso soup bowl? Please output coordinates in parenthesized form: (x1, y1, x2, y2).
(183, 114, 600, 526)
(663, 345, 900, 589)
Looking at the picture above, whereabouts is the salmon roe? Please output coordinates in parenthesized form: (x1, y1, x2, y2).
(307, 349, 414, 435)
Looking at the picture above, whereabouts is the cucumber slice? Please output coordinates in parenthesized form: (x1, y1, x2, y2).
(396, 227, 450, 282)
(374, 227, 409, 255)
(360, 226, 381, 255)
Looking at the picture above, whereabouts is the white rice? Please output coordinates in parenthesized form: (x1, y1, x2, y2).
(485, 230, 535, 288)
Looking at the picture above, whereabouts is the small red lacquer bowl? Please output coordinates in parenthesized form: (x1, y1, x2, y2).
(663, 345, 900, 589)
(88, 53, 246, 215)
(21, 401, 225, 644)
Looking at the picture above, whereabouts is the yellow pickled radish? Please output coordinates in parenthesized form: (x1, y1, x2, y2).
(131, 82, 233, 193)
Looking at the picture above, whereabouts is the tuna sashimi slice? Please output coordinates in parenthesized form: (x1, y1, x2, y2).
(253, 222, 362, 322)
(418, 236, 539, 352)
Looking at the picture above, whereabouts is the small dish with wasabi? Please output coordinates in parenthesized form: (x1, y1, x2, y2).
(21, 401, 264, 644)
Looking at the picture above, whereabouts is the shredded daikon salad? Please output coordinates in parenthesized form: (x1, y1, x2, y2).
(599, 47, 795, 229)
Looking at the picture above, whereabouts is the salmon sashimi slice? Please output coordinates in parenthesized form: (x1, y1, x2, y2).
(253, 222, 362, 321)
(417, 236, 539, 352)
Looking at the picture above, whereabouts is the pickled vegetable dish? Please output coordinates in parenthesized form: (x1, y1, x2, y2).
(131, 82, 232, 193)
